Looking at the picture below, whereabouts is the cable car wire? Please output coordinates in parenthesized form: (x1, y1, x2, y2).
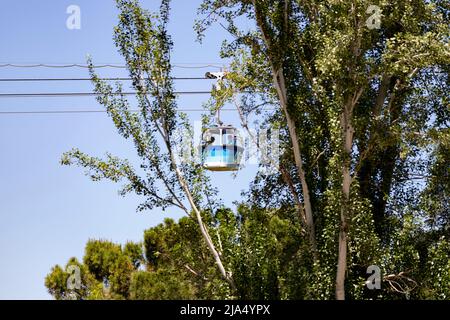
(0, 63, 226, 69)
(0, 77, 208, 82)
(0, 63, 126, 69)
(0, 91, 213, 98)
(0, 106, 275, 115)
(0, 108, 266, 115)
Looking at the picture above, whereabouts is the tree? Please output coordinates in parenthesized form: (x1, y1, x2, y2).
(196, 0, 449, 299)
(61, 0, 236, 294)
(45, 241, 140, 300)
(48, 0, 449, 300)
(46, 207, 310, 300)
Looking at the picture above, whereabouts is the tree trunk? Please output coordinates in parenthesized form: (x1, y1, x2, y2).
(273, 68, 318, 259)
(336, 100, 355, 300)
(155, 102, 237, 294)
(173, 163, 237, 293)
(252, 2, 318, 260)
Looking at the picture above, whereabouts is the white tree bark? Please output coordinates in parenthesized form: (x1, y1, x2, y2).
(335, 88, 362, 300)
(273, 68, 318, 258)
(174, 165, 237, 292)
(336, 104, 353, 300)
(251, 1, 318, 258)
(143, 86, 237, 293)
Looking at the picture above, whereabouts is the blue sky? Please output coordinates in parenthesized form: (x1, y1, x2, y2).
(0, 0, 258, 299)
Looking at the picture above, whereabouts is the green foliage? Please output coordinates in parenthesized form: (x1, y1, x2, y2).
(84, 240, 123, 281)
(45, 257, 101, 300)
(47, 0, 449, 300)
(426, 238, 450, 299)
(230, 206, 308, 299)
(195, 0, 449, 300)
(46, 206, 314, 300)
(123, 241, 144, 269)
(129, 270, 197, 300)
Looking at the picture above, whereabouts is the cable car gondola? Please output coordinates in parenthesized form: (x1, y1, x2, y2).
(199, 70, 243, 171)
(199, 124, 243, 171)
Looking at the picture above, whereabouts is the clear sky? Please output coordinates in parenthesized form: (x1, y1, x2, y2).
(0, 0, 259, 299)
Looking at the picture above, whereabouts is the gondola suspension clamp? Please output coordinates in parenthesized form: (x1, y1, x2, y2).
(199, 70, 243, 171)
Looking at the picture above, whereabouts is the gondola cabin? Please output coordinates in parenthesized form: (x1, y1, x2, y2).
(199, 125, 243, 171)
